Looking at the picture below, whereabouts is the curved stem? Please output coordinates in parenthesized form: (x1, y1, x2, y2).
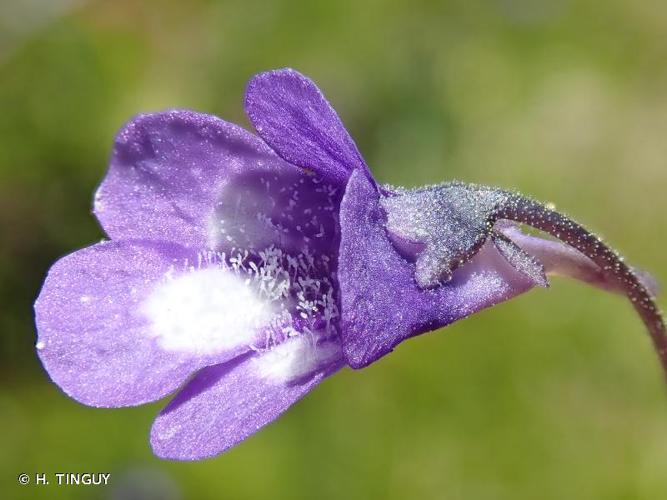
(495, 192, 667, 381)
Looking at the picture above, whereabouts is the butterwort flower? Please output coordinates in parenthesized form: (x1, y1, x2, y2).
(35, 68, 666, 461)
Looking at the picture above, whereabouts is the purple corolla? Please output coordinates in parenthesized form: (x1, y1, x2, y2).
(34, 68, 666, 460)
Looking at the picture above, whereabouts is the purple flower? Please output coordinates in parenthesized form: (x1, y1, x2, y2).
(35, 68, 666, 461)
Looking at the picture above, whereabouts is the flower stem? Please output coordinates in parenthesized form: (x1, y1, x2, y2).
(496, 193, 667, 382)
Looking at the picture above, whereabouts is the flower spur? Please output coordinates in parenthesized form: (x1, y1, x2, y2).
(34, 68, 665, 460)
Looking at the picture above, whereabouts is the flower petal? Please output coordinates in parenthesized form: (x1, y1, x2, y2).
(35, 240, 269, 407)
(209, 162, 343, 258)
(245, 68, 372, 186)
(95, 110, 287, 248)
(150, 337, 343, 460)
(499, 223, 660, 296)
(338, 170, 537, 368)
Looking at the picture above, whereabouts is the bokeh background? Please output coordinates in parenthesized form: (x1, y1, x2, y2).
(2, 0, 666, 498)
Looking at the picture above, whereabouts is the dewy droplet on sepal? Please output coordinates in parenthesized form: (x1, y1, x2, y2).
(33, 68, 665, 460)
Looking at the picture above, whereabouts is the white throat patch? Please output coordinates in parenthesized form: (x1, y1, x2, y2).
(142, 267, 274, 355)
(254, 336, 341, 383)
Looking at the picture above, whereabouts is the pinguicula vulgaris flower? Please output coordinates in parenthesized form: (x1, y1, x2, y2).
(35, 68, 666, 460)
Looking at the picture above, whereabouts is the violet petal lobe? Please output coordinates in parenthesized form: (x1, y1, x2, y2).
(34, 240, 264, 408)
(245, 68, 372, 186)
(95, 110, 286, 249)
(338, 170, 538, 368)
(150, 337, 343, 461)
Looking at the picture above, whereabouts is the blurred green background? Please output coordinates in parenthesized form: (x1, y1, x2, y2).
(1, 0, 666, 498)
